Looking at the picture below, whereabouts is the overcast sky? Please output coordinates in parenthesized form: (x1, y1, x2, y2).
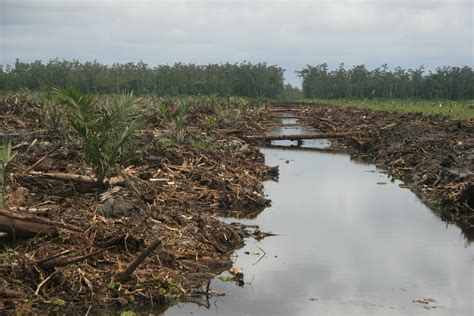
(1, 0, 472, 86)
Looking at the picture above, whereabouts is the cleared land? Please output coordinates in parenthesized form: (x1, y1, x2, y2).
(300, 99, 474, 119)
(0, 95, 277, 313)
(1, 94, 472, 313)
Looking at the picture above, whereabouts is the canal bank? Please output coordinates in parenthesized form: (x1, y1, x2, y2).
(167, 114, 473, 316)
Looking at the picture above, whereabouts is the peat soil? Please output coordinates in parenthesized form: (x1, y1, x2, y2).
(269, 102, 474, 241)
(2, 96, 473, 314)
(0, 96, 277, 314)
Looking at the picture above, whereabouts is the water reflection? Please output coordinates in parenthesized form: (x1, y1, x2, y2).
(168, 149, 473, 316)
(268, 115, 331, 150)
(167, 117, 473, 316)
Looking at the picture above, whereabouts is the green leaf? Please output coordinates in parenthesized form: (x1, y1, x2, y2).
(53, 88, 141, 185)
(52, 298, 67, 306)
(107, 281, 119, 290)
(218, 276, 235, 282)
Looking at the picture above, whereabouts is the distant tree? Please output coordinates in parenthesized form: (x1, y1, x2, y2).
(0, 59, 285, 98)
(280, 84, 303, 100)
(297, 63, 473, 100)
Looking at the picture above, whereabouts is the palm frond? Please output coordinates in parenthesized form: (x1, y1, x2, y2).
(0, 142, 17, 207)
(52, 87, 141, 185)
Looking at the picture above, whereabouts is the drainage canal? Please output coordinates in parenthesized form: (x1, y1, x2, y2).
(167, 115, 473, 315)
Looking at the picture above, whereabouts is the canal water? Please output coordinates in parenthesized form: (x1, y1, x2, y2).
(167, 116, 473, 315)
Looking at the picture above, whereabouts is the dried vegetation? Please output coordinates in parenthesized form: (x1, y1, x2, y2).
(0, 93, 277, 313)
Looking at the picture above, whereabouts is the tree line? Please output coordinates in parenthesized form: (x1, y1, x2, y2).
(1, 59, 472, 100)
(0, 59, 285, 98)
(298, 63, 473, 100)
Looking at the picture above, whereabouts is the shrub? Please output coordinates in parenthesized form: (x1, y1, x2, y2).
(156, 100, 190, 144)
(30, 90, 63, 130)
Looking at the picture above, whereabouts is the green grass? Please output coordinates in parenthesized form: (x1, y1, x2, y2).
(301, 99, 474, 119)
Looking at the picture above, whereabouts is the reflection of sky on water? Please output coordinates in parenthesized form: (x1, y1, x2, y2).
(167, 118, 473, 316)
(277, 117, 299, 126)
(268, 116, 332, 149)
(168, 149, 473, 316)
(271, 139, 331, 149)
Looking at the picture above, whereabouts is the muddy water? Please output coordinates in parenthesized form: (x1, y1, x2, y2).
(167, 117, 473, 315)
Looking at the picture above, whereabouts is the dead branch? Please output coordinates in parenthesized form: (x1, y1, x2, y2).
(267, 108, 301, 113)
(34, 249, 75, 266)
(39, 247, 112, 269)
(28, 171, 125, 186)
(117, 239, 162, 282)
(35, 272, 56, 295)
(264, 144, 342, 153)
(9, 206, 59, 214)
(246, 132, 365, 142)
(0, 208, 81, 237)
(22, 144, 61, 174)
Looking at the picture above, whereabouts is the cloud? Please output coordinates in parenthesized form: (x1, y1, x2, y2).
(1, 0, 472, 85)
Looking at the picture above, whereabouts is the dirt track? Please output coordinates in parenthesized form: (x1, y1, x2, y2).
(272, 102, 474, 240)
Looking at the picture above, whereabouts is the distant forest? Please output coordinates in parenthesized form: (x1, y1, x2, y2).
(0, 59, 285, 98)
(0, 59, 472, 100)
(298, 63, 473, 100)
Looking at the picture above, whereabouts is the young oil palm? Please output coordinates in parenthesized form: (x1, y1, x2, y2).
(0, 143, 17, 207)
(156, 100, 190, 144)
(52, 86, 142, 186)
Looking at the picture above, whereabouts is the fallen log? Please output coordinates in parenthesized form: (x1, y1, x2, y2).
(269, 102, 307, 108)
(28, 171, 125, 186)
(265, 144, 342, 153)
(38, 247, 112, 269)
(268, 108, 302, 113)
(246, 132, 365, 142)
(269, 114, 300, 119)
(0, 288, 23, 299)
(138, 128, 241, 136)
(0, 208, 81, 237)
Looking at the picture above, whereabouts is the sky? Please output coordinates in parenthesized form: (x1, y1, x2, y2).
(0, 0, 473, 86)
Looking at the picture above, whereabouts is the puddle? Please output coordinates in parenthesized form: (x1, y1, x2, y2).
(166, 116, 473, 315)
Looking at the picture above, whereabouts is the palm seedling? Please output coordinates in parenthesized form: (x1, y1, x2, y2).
(202, 114, 218, 128)
(31, 90, 63, 131)
(156, 100, 190, 144)
(0, 143, 17, 207)
(52, 86, 142, 186)
(174, 100, 190, 143)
